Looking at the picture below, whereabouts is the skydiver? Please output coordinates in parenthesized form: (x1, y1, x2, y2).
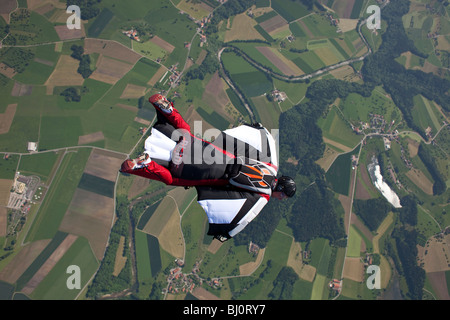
(120, 94, 296, 242)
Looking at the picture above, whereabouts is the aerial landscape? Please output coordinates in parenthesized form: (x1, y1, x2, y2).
(0, 0, 449, 302)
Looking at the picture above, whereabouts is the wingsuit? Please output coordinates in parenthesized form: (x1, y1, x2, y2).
(121, 94, 285, 241)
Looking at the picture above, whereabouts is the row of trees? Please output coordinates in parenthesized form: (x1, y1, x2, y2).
(391, 227, 425, 300)
(70, 45, 94, 79)
(185, 51, 219, 81)
(86, 195, 132, 298)
(353, 198, 391, 232)
(417, 143, 447, 195)
(268, 266, 298, 300)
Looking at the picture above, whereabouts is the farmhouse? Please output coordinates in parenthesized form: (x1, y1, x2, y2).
(329, 279, 342, 291)
(248, 241, 260, 254)
(271, 90, 287, 102)
(122, 29, 141, 42)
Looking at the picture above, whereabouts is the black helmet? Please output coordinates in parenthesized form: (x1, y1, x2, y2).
(275, 176, 296, 197)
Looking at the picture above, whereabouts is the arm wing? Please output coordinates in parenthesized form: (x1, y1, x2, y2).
(196, 186, 269, 241)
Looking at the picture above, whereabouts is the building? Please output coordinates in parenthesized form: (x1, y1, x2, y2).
(27, 142, 37, 152)
(329, 279, 342, 291)
(123, 29, 140, 42)
(271, 90, 287, 102)
(383, 137, 391, 150)
(248, 241, 260, 254)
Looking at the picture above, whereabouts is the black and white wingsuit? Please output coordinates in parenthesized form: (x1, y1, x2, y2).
(121, 94, 293, 242)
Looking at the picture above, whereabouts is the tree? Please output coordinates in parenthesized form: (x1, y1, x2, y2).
(353, 198, 391, 231)
(269, 267, 298, 300)
(60, 87, 81, 102)
(398, 195, 418, 226)
(70, 45, 93, 79)
(70, 44, 84, 60)
(66, 0, 102, 20)
(417, 143, 447, 195)
(288, 179, 346, 243)
(392, 227, 425, 299)
(77, 55, 93, 79)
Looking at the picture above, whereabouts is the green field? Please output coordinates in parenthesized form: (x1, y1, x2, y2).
(6, 10, 59, 46)
(39, 116, 83, 151)
(18, 151, 60, 182)
(135, 230, 162, 281)
(326, 145, 360, 195)
(340, 89, 403, 125)
(0, 281, 14, 300)
(311, 274, 327, 300)
(13, 60, 55, 85)
(231, 43, 284, 75)
(302, 13, 339, 39)
(181, 202, 208, 271)
(30, 236, 99, 300)
(87, 8, 114, 38)
(250, 95, 280, 130)
(318, 107, 361, 150)
(231, 70, 273, 97)
(347, 225, 362, 257)
(411, 95, 444, 134)
(254, 10, 278, 24)
(15, 231, 69, 292)
(56, 79, 112, 111)
(77, 173, 115, 198)
(271, 0, 309, 23)
(133, 40, 168, 62)
(24, 148, 91, 242)
(221, 50, 259, 75)
(350, 0, 364, 19)
(238, 230, 292, 299)
(289, 21, 307, 38)
(290, 50, 326, 73)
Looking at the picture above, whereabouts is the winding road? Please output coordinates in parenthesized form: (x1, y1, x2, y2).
(215, 2, 390, 123)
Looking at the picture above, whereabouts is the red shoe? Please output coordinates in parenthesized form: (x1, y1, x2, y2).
(149, 94, 173, 113)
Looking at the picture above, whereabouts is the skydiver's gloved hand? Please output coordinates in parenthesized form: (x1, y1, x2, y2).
(120, 152, 152, 172)
(214, 234, 230, 243)
(250, 122, 263, 128)
(149, 94, 173, 114)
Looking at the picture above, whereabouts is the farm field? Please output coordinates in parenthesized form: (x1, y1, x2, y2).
(317, 106, 361, 152)
(0, 0, 448, 303)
